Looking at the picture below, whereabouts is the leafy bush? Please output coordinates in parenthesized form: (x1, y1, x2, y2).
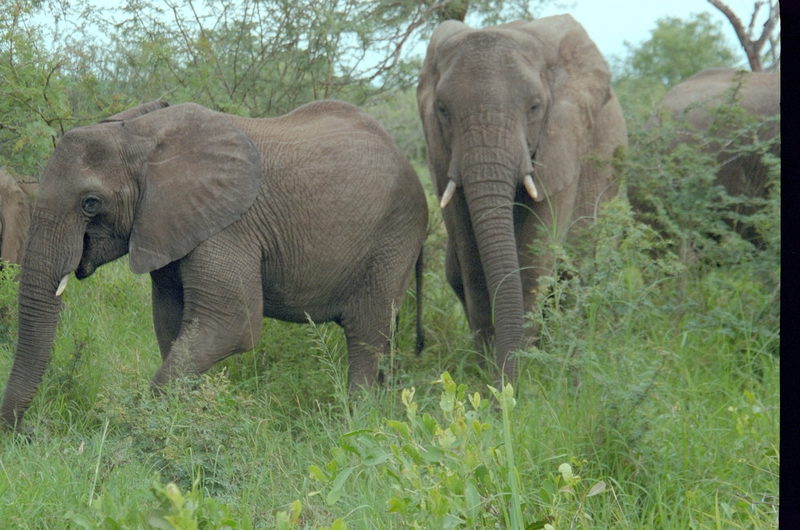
(310, 372, 608, 529)
(624, 101, 780, 267)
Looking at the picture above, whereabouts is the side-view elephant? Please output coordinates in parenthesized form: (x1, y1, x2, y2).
(417, 15, 627, 382)
(1, 99, 429, 430)
(629, 68, 780, 243)
(0, 169, 37, 266)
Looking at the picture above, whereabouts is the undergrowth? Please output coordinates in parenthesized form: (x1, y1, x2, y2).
(0, 102, 780, 528)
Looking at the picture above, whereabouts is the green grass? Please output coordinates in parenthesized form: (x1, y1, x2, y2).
(0, 159, 779, 528)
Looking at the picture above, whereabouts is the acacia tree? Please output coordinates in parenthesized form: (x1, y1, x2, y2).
(71, 0, 550, 117)
(0, 0, 75, 175)
(1, 0, 553, 175)
(708, 0, 780, 71)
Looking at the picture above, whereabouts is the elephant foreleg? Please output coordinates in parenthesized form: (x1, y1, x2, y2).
(150, 240, 263, 388)
(445, 224, 494, 360)
(150, 261, 184, 361)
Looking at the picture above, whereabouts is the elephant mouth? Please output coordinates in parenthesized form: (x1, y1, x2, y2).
(75, 232, 130, 280)
(75, 261, 95, 280)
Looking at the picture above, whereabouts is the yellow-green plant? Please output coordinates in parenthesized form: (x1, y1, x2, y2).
(310, 372, 594, 528)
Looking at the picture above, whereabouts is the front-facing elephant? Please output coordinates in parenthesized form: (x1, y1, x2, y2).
(418, 15, 627, 381)
(1, 100, 429, 430)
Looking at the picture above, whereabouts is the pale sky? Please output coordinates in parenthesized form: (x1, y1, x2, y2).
(536, 0, 774, 64)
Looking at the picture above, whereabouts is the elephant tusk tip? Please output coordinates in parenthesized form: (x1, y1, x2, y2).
(523, 174, 538, 200)
(55, 274, 69, 297)
(440, 179, 457, 209)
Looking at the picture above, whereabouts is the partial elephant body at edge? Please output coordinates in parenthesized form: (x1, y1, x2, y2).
(0, 169, 36, 267)
(417, 15, 628, 382)
(631, 68, 780, 243)
(0, 99, 429, 430)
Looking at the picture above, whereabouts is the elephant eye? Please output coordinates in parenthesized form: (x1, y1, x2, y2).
(81, 196, 103, 216)
(437, 102, 449, 118)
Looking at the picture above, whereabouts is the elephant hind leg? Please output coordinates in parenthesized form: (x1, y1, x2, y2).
(340, 309, 390, 390)
(340, 228, 424, 389)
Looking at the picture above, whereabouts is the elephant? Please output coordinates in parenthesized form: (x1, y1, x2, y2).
(629, 68, 780, 244)
(417, 15, 627, 382)
(0, 169, 36, 267)
(0, 99, 429, 430)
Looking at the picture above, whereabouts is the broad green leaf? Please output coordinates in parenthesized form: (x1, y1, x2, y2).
(419, 445, 444, 463)
(387, 420, 410, 439)
(308, 464, 328, 483)
(587, 480, 607, 497)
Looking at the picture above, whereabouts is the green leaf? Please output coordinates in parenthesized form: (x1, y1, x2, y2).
(402, 443, 423, 464)
(465, 481, 481, 522)
(65, 512, 95, 530)
(146, 510, 175, 530)
(526, 515, 555, 530)
(419, 445, 444, 463)
(387, 497, 407, 514)
(308, 465, 328, 483)
(419, 414, 439, 436)
(474, 465, 491, 488)
(363, 450, 391, 466)
(327, 466, 356, 505)
(331, 519, 348, 530)
(558, 463, 573, 482)
(326, 487, 345, 507)
(539, 486, 551, 505)
(587, 480, 607, 497)
(387, 420, 410, 439)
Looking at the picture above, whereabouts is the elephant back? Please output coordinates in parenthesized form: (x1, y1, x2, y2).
(650, 68, 780, 134)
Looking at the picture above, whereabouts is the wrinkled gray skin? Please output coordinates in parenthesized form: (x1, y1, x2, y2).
(418, 15, 627, 382)
(1, 100, 428, 430)
(632, 68, 780, 242)
(0, 169, 36, 267)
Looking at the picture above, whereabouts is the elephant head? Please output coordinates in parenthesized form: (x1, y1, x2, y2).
(0, 169, 34, 267)
(418, 15, 625, 381)
(0, 101, 263, 430)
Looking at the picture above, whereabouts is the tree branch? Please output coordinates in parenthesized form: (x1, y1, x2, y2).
(707, 0, 780, 71)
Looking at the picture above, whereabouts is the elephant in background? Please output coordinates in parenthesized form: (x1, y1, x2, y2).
(418, 15, 627, 382)
(629, 68, 780, 243)
(0, 169, 37, 267)
(1, 99, 428, 430)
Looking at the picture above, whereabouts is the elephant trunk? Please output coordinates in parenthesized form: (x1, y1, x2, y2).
(461, 153, 525, 382)
(1, 213, 79, 430)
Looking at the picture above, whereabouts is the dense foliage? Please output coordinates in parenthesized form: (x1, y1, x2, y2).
(0, 2, 780, 528)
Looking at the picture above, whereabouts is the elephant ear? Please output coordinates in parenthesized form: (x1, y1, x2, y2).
(515, 15, 613, 200)
(0, 169, 32, 265)
(417, 20, 470, 195)
(125, 103, 263, 274)
(100, 100, 171, 123)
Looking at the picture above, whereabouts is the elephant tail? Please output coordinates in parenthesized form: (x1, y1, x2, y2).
(415, 246, 425, 354)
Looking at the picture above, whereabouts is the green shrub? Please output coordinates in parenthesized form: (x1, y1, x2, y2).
(310, 372, 608, 529)
(624, 101, 780, 267)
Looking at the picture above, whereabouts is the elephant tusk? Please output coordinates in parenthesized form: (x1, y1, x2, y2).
(55, 274, 69, 297)
(440, 179, 457, 209)
(523, 174, 539, 200)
